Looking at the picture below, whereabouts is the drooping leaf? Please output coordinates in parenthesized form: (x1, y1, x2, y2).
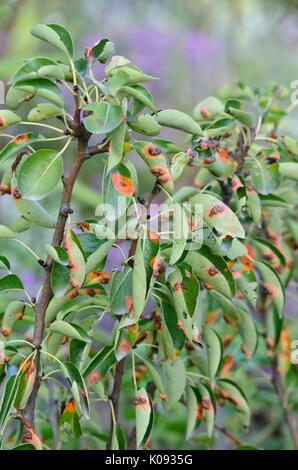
(202, 325, 223, 379)
(83, 102, 123, 134)
(17, 149, 63, 200)
(31, 24, 74, 57)
(135, 387, 154, 449)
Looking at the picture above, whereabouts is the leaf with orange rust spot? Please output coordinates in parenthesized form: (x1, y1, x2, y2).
(186, 245, 235, 299)
(203, 325, 223, 379)
(217, 379, 250, 428)
(115, 323, 139, 361)
(135, 387, 154, 449)
(103, 163, 135, 221)
(255, 260, 284, 318)
(109, 268, 133, 315)
(0, 375, 20, 431)
(19, 416, 43, 450)
(137, 355, 167, 397)
(60, 397, 82, 439)
(190, 193, 245, 238)
(63, 362, 90, 419)
(196, 382, 216, 437)
(64, 227, 86, 291)
(168, 264, 199, 342)
(0, 133, 45, 168)
(186, 385, 198, 438)
(133, 140, 174, 194)
(143, 229, 160, 288)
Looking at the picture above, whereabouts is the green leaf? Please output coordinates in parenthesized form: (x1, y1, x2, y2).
(129, 114, 161, 136)
(205, 117, 236, 138)
(163, 357, 186, 409)
(0, 133, 45, 168)
(85, 240, 114, 273)
(185, 247, 234, 298)
(135, 387, 154, 449)
(0, 256, 10, 271)
(0, 274, 23, 294)
(14, 198, 56, 228)
(49, 320, 91, 342)
(64, 228, 86, 290)
(226, 106, 254, 127)
(9, 57, 65, 84)
(169, 203, 189, 265)
(111, 424, 126, 450)
(196, 382, 215, 437)
(132, 235, 147, 319)
(202, 325, 223, 379)
(0, 110, 21, 129)
(255, 260, 285, 317)
(156, 109, 204, 136)
(137, 355, 167, 397)
(217, 379, 250, 428)
(31, 24, 74, 57)
(63, 362, 90, 419)
(106, 120, 126, 173)
(51, 262, 70, 297)
(10, 444, 36, 450)
(103, 163, 135, 221)
(121, 85, 156, 113)
(45, 245, 69, 265)
(133, 140, 174, 195)
(11, 215, 32, 233)
(278, 162, 298, 181)
(28, 103, 61, 121)
(6, 79, 64, 109)
(0, 225, 17, 239)
(193, 96, 224, 121)
(83, 346, 116, 379)
(83, 102, 123, 134)
(109, 269, 133, 315)
(0, 375, 20, 430)
(186, 385, 198, 439)
(251, 157, 281, 195)
(236, 305, 258, 359)
(190, 193, 245, 238)
(17, 149, 63, 200)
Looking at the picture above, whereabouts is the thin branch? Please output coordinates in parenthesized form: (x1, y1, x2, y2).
(24, 99, 92, 427)
(214, 423, 245, 447)
(271, 356, 298, 449)
(106, 358, 126, 450)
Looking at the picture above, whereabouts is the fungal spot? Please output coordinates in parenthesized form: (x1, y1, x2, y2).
(263, 283, 278, 297)
(119, 338, 131, 354)
(133, 395, 150, 408)
(88, 371, 101, 384)
(111, 172, 134, 196)
(208, 204, 227, 218)
(143, 143, 161, 158)
(199, 106, 210, 118)
(13, 133, 29, 144)
(173, 280, 182, 293)
(150, 164, 172, 185)
(0, 114, 7, 129)
(205, 265, 220, 277)
(147, 230, 159, 244)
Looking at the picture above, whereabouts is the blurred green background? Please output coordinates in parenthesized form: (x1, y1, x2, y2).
(0, 0, 297, 450)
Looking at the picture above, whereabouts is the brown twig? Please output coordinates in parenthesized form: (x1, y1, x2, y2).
(271, 356, 298, 449)
(214, 423, 245, 447)
(107, 358, 126, 450)
(24, 94, 92, 427)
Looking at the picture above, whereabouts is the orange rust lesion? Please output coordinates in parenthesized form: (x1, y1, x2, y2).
(263, 283, 278, 297)
(111, 172, 134, 196)
(88, 270, 111, 284)
(150, 164, 173, 185)
(13, 133, 29, 144)
(147, 230, 159, 244)
(205, 265, 220, 277)
(133, 395, 150, 409)
(199, 106, 210, 118)
(0, 114, 7, 129)
(207, 204, 228, 218)
(230, 176, 243, 192)
(119, 338, 131, 354)
(143, 143, 162, 158)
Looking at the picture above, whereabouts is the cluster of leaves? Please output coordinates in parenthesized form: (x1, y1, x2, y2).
(0, 25, 297, 450)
